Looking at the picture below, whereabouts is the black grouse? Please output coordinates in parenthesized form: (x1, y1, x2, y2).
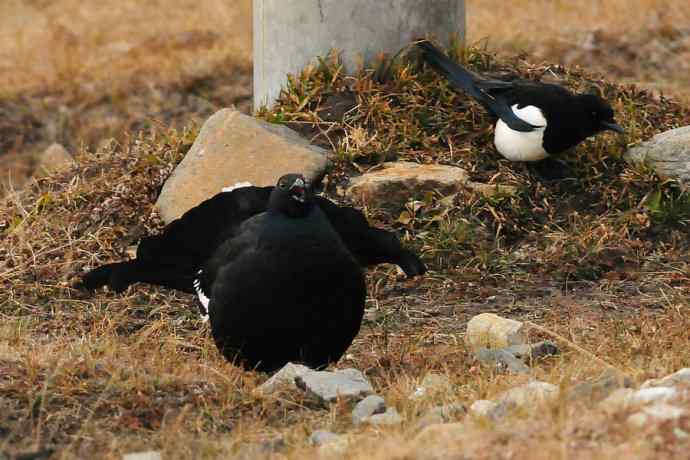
(78, 174, 426, 371)
(417, 41, 624, 162)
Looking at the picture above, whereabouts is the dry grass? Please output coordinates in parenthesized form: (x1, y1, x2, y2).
(467, 0, 690, 98)
(2, 1, 690, 459)
(2, 41, 690, 458)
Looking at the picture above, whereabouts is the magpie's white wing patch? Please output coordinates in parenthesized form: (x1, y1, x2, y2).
(193, 270, 210, 323)
(494, 105, 549, 162)
(222, 182, 253, 193)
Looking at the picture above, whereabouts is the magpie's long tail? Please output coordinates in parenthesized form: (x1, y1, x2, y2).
(76, 260, 196, 294)
(417, 41, 483, 101)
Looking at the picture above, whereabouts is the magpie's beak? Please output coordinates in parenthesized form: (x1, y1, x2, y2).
(289, 178, 307, 203)
(601, 121, 624, 134)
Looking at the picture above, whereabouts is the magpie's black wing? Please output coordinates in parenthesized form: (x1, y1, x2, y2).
(417, 41, 540, 133)
(314, 197, 426, 277)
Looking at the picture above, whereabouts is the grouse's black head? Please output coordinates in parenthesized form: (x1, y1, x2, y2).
(267, 173, 314, 218)
(577, 94, 624, 135)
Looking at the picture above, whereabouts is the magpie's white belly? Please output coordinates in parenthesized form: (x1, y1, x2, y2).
(493, 105, 549, 162)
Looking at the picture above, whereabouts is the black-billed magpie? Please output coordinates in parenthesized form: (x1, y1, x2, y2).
(417, 41, 624, 162)
(78, 174, 426, 371)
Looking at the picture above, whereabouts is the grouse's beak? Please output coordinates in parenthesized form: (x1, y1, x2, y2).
(601, 121, 624, 134)
(289, 177, 307, 203)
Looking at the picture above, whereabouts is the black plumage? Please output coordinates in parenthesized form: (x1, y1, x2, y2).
(79, 174, 426, 371)
(417, 40, 624, 162)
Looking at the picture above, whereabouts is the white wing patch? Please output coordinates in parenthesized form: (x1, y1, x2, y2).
(193, 271, 210, 323)
(494, 105, 549, 162)
(222, 181, 253, 193)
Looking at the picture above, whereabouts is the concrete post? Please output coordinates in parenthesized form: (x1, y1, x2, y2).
(253, 0, 465, 110)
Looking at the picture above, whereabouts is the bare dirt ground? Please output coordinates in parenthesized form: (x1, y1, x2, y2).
(2, 1, 690, 459)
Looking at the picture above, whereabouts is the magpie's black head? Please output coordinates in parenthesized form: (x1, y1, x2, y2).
(577, 94, 624, 135)
(267, 173, 314, 218)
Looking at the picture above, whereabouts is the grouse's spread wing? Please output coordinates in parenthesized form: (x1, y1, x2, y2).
(136, 186, 273, 269)
(314, 197, 426, 277)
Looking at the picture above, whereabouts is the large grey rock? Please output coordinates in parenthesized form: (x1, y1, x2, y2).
(352, 395, 386, 425)
(295, 368, 373, 405)
(625, 126, 690, 182)
(156, 109, 329, 223)
(641, 368, 690, 389)
(254, 362, 311, 395)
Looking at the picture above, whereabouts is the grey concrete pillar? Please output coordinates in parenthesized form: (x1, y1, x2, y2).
(253, 0, 465, 110)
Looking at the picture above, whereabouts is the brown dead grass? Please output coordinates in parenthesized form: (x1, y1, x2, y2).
(467, 0, 690, 99)
(2, 43, 690, 458)
(0, 0, 252, 95)
(2, 1, 690, 459)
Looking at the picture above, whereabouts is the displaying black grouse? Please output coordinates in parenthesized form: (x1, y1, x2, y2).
(417, 40, 624, 162)
(78, 174, 426, 371)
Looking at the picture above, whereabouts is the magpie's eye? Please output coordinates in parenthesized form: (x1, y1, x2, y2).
(279, 182, 287, 189)
(591, 111, 598, 119)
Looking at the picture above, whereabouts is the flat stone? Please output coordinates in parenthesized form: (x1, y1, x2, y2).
(465, 313, 527, 351)
(410, 372, 453, 399)
(36, 143, 75, 177)
(352, 395, 386, 425)
(345, 162, 469, 210)
(123, 452, 161, 460)
(359, 407, 403, 426)
(642, 368, 690, 389)
(310, 430, 342, 446)
(295, 368, 373, 405)
(254, 362, 311, 395)
(625, 126, 690, 183)
(156, 108, 329, 223)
